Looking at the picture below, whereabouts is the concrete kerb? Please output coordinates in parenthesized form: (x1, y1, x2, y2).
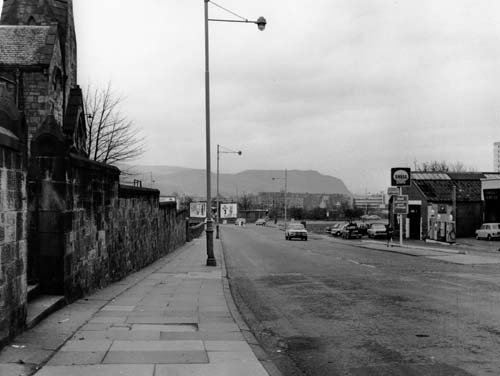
(217, 236, 284, 376)
(361, 239, 465, 254)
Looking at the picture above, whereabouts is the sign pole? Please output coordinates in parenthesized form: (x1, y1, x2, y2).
(399, 186, 403, 246)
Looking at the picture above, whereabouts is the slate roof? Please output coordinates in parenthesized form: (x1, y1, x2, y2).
(412, 172, 484, 202)
(0, 25, 57, 66)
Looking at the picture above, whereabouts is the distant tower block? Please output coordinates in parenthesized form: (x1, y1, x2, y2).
(494, 142, 500, 172)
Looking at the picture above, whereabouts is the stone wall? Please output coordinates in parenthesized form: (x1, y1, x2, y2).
(28, 148, 190, 301)
(108, 186, 187, 281)
(0, 121, 27, 348)
(0, 85, 27, 347)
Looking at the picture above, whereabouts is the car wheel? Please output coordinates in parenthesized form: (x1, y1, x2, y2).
(304, 237, 308, 241)
(487, 234, 492, 241)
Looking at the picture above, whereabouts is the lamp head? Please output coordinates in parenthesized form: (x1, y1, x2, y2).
(238, 151, 242, 155)
(256, 16, 266, 31)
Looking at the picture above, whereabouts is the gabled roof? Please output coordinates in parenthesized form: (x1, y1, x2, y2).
(0, 25, 57, 66)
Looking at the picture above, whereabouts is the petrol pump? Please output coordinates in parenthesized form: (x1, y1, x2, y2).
(427, 204, 456, 243)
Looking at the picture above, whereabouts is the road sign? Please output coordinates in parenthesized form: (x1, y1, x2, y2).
(387, 187, 399, 196)
(391, 167, 411, 187)
(393, 195, 408, 215)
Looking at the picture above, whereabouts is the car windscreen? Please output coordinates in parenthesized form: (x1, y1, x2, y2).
(289, 224, 305, 230)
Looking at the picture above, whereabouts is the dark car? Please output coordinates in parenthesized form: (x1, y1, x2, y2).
(285, 223, 308, 241)
(342, 222, 362, 239)
(356, 222, 369, 236)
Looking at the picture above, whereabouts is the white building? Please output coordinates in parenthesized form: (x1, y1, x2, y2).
(353, 193, 386, 213)
(495, 142, 500, 172)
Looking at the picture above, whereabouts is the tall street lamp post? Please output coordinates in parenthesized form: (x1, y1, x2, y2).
(272, 169, 288, 231)
(216, 144, 242, 239)
(204, 0, 266, 266)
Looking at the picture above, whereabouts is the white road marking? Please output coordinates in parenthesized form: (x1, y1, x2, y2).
(348, 259, 376, 268)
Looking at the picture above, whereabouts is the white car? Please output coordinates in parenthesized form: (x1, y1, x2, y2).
(367, 223, 387, 238)
(285, 223, 308, 241)
(255, 218, 266, 226)
(475, 223, 500, 240)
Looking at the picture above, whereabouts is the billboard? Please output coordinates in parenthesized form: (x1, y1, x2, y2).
(220, 203, 238, 219)
(190, 202, 207, 218)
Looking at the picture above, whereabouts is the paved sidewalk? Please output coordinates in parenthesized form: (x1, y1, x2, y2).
(359, 240, 500, 265)
(0, 236, 277, 376)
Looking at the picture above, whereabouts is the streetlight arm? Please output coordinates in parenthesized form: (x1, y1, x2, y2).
(208, 18, 262, 24)
(207, 0, 266, 30)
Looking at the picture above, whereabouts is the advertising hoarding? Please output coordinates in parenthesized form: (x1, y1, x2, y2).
(220, 203, 238, 219)
(190, 202, 207, 218)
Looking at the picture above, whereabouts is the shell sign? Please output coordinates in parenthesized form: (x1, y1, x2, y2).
(391, 167, 411, 187)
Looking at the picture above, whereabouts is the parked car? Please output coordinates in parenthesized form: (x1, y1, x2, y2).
(342, 222, 362, 239)
(255, 218, 266, 226)
(475, 223, 500, 240)
(285, 223, 308, 241)
(367, 223, 387, 238)
(332, 223, 347, 236)
(356, 222, 369, 236)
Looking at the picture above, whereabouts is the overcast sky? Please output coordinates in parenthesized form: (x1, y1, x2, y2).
(4, 0, 500, 194)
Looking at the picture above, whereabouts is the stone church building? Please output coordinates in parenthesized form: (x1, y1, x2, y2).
(0, 1, 190, 348)
(0, 0, 87, 345)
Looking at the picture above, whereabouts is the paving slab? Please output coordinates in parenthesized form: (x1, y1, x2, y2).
(103, 350, 208, 364)
(101, 305, 135, 312)
(205, 340, 253, 352)
(159, 331, 245, 341)
(156, 362, 269, 376)
(46, 351, 106, 366)
(131, 324, 198, 332)
(34, 364, 155, 376)
(109, 340, 204, 352)
(60, 340, 112, 352)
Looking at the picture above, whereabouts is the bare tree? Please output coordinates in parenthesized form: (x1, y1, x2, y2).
(415, 160, 477, 173)
(84, 83, 145, 164)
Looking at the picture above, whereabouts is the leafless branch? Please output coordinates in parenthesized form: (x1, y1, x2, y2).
(83, 82, 145, 165)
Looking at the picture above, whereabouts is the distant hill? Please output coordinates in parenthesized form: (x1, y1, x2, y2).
(119, 165, 352, 197)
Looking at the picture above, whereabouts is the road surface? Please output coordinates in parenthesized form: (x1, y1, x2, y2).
(221, 223, 500, 376)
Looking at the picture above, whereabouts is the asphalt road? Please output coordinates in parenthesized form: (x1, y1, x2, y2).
(221, 223, 500, 376)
